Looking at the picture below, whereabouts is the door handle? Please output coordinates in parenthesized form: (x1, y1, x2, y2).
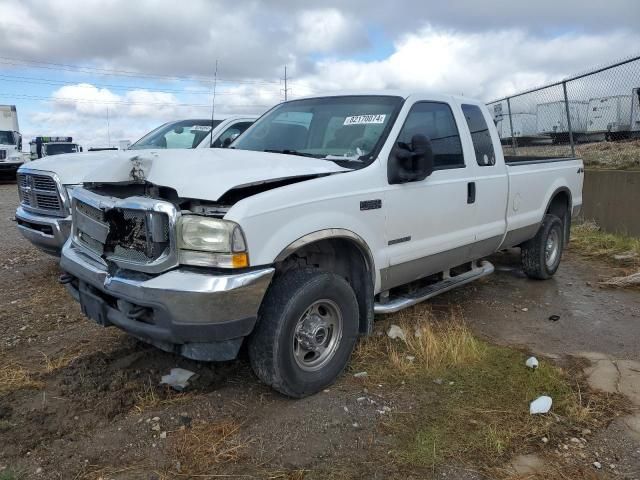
(467, 182, 476, 204)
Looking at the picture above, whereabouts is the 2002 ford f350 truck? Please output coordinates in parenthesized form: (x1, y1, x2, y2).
(15, 116, 255, 255)
(55, 92, 582, 397)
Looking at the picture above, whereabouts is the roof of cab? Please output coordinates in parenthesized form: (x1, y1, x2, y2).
(292, 90, 483, 105)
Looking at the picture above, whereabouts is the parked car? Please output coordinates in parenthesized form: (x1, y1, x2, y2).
(15, 116, 256, 255)
(54, 92, 582, 397)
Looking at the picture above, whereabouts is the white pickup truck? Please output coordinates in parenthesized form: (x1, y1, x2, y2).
(15, 116, 255, 255)
(56, 92, 583, 397)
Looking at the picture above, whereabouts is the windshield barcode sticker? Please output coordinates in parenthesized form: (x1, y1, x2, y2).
(343, 114, 386, 125)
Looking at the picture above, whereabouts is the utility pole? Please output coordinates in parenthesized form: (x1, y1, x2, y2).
(210, 59, 218, 147)
(281, 65, 291, 102)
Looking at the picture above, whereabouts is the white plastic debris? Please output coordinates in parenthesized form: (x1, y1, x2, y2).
(593, 461, 602, 469)
(530, 396, 553, 415)
(353, 371, 368, 378)
(160, 368, 196, 391)
(526, 357, 539, 369)
(387, 324, 406, 341)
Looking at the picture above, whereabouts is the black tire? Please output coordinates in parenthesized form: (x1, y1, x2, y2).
(521, 214, 565, 280)
(248, 268, 359, 398)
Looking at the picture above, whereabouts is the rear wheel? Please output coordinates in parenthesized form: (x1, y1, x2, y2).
(248, 268, 359, 398)
(521, 214, 565, 280)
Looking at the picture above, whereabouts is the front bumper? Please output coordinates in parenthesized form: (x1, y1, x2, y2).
(0, 161, 23, 177)
(61, 242, 274, 361)
(15, 206, 71, 256)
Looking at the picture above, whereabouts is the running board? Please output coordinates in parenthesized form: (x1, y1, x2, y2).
(374, 260, 495, 314)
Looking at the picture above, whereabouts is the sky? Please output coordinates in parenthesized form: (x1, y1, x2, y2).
(0, 0, 639, 149)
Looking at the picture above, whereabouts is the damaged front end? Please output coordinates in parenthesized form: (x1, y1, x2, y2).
(60, 183, 274, 361)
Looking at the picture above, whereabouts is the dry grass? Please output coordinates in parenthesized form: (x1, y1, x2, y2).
(511, 139, 640, 170)
(352, 306, 626, 473)
(571, 220, 640, 264)
(354, 306, 485, 380)
(0, 362, 43, 393)
(578, 139, 640, 170)
(39, 349, 81, 373)
(168, 419, 249, 476)
(131, 378, 197, 414)
(570, 221, 640, 288)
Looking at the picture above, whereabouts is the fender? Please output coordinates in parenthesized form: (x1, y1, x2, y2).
(543, 186, 572, 216)
(274, 228, 376, 284)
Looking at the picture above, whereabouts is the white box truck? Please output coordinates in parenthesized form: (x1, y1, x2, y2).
(586, 95, 632, 140)
(0, 105, 23, 177)
(536, 101, 588, 143)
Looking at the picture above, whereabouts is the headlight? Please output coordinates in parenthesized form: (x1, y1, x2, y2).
(178, 216, 248, 268)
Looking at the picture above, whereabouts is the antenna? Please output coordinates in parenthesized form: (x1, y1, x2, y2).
(106, 106, 111, 147)
(210, 59, 218, 147)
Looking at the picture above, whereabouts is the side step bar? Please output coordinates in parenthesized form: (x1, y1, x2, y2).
(374, 260, 495, 314)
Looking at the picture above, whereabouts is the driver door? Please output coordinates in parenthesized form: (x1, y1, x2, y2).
(382, 101, 476, 290)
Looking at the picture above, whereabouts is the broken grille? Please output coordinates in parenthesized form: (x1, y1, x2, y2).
(73, 199, 170, 267)
(17, 172, 66, 217)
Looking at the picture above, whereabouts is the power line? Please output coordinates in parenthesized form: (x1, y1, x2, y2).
(0, 56, 282, 85)
(0, 92, 271, 109)
(0, 73, 282, 96)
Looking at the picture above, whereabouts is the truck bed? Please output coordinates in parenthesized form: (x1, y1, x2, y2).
(504, 155, 578, 165)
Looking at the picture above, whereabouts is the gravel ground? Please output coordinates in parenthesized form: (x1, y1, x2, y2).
(1, 181, 639, 479)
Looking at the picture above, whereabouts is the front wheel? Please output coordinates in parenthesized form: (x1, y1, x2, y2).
(521, 214, 565, 280)
(248, 268, 359, 398)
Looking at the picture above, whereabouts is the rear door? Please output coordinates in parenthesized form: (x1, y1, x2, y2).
(458, 102, 509, 258)
(382, 100, 477, 290)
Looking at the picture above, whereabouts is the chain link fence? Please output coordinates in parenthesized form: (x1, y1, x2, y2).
(486, 55, 640, 169)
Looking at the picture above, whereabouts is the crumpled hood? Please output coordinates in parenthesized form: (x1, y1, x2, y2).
(25, 148, 349, 201)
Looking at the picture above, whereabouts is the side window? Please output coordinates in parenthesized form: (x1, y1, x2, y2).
(397, 102, 464, 169)
(213, 121, 254, 147)
(461, 104, 496, 166)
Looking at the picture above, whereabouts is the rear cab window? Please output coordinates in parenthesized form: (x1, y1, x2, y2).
(395, 102, 465, 170)
(461, 104, 496, 166)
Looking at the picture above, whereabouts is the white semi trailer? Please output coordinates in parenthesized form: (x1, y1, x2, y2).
(536, 101, 589, 143)
(586, 95, 632, 140)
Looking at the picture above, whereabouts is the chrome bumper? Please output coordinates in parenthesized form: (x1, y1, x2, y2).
(60, 242, 275, 360)
(15, 206, 71, 256)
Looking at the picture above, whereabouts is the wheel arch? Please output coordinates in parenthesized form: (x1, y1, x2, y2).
(274, 229, 376, 335)
(544, 186, 572, 245)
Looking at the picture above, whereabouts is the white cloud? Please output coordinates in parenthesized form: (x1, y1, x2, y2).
(290, 27, 640, 101)
(295, 9, 362, 53)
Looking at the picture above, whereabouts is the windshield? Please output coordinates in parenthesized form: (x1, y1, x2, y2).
(233, 95, 403, 164)
(129, 119, 222, 150)
(0, 131, 15, 145)
(45, 143, 79, 155)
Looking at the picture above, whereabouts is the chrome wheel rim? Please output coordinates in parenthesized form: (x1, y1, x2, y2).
(545, 228, 560, 268)
(293, 299, 343, 372)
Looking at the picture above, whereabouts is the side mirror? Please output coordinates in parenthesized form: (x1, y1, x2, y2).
(222, 137, 233, 148)
(388, 134, 434, 184)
